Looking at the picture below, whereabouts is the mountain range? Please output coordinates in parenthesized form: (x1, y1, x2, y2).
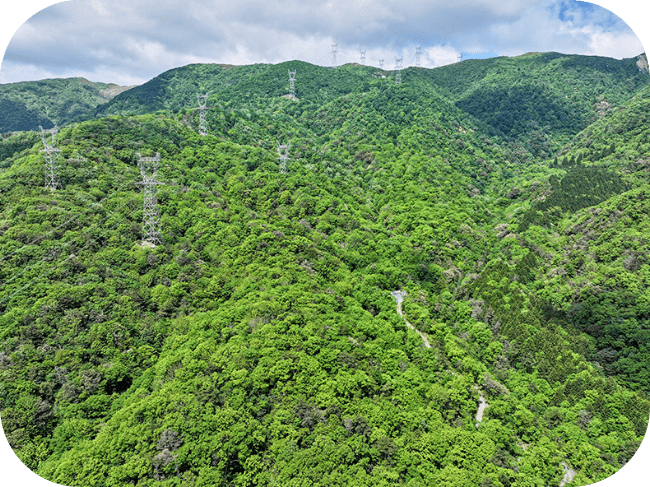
(1, 51, 650, 486)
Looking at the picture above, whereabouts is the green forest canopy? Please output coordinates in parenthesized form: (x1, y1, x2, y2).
(1, 53, 650, 486)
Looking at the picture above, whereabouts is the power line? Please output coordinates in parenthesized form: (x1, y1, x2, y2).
(0, 177, 137, 264)
(0, 166, 43, 193)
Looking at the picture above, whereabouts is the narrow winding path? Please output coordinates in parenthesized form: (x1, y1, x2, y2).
(390, 290, 488, 427)
(390, 291, 572, 486)
(559, 461, 576, 487)
(475, 390, 488, 425)
(390, 291, 431, 348)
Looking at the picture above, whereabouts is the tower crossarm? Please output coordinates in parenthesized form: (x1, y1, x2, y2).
(196, 93, 208, 109)
(39, 125, 59, 149)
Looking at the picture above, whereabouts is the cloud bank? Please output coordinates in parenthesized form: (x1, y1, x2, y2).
(0, 1, 646, 87)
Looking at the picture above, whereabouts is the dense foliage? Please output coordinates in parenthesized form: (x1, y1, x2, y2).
(0, 78, 134, 132)
(1, 54, 649, 487)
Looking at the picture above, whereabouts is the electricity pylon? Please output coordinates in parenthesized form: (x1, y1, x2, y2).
(415, 46, 422, 67)
(331, 44, 338, 68)
(276, 141, 291, 174)
(136, 153, 164, 247)
(39, 126, 61, 191)
(457, 54, 462, 62)
(360, 50, 366, 65)
(195, 94, 208, 136)
(379, 59, 384, 69)
(394, 57, 403, 84)
(288, 70, 297, 99)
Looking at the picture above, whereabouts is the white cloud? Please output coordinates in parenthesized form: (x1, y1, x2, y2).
(0, 0, 646, 85)
(424, 45, 461, 67)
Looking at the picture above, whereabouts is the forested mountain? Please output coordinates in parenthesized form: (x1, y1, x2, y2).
(1, 53, 650, 487)
(3, 51, 647, 152)
(0, 78, 136, 132)
(423, 52, 649, 154)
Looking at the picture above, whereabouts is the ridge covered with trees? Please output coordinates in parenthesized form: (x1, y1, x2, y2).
(0, 53, 649, 486)
(0, 78, 136, 133)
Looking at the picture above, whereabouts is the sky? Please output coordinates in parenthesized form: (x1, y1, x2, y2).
(0, 0, 648, 86)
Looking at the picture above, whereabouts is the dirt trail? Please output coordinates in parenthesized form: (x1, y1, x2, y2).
(559, 461, 576, 487)
(475, 391, 488, 425)
(389, 292, 571, 484)
(390, 291, 431, 348)
(390, 291, 489, 427)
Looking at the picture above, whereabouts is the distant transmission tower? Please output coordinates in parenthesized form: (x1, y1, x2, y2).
(331, 44, 338, 68)
(39, 125, 61, 191)
(379, 59, 384, 70)
(415, 46, 422, 67)
(195, 94, 208, 136)
(276, 141, 291, 174)
(360, 50, 366, 65)
(288, 70, 297, 99)
(457, 54, 462, 62)
(136, 153, 165, 247)
(394, 57, 403, 84)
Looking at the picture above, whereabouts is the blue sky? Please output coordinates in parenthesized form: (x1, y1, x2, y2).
(0, 1, 647, 86)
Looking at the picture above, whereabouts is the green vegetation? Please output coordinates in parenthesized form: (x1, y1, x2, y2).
(1, 54, 649, 486)
(0, 78, 135, 132)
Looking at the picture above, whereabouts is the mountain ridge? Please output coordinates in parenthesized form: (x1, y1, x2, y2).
(0, 51, 649, 486)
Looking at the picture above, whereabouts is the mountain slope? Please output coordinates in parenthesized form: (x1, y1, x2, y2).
(493, 84, 650, 393)
(415, 52, 650, 156)
(0, 55, 649, 486)
(94, 52, 650, 159)
(0, 77, 136, 132)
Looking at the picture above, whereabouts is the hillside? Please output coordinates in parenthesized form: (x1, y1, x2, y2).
(499, 84, 650, 392)
(0, 77, 136, 132)
(4, 52, 645, 156)
(93, 53, 650, 160)
(0, 54, 649, 487)
(418, 52, 649, 157)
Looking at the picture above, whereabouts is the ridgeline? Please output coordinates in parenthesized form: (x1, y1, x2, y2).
(1, 52, 650, 486)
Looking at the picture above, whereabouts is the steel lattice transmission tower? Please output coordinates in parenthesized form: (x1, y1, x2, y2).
(331, 44, 338, 68)
(394, 57, 403, 84)
(39, 125, 61, 191)
(457, 54, 462, 62)
(195, 94, 208, 136)
(276, 141, 291, 174)
(288, 70, 297, 99)
(379, 59, 384, 70)
(360, 50, 366, 65)
(136, 153, 165, 247)
(415, 46, 422, 67)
